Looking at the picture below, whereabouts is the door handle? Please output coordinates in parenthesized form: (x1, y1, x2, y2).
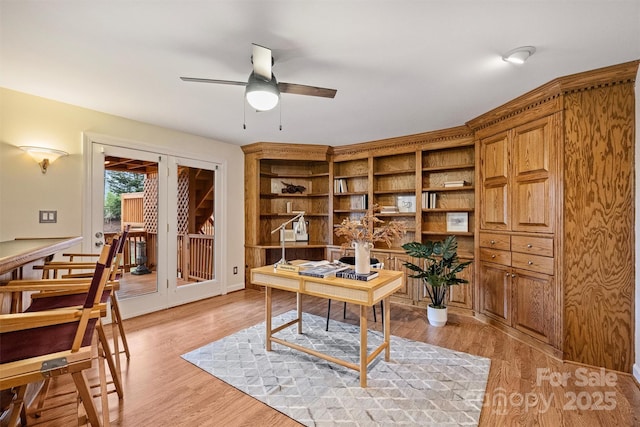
(95, 241, 104, 247)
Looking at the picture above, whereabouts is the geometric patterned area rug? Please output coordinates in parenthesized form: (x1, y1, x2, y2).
(182, 310, 490, 426)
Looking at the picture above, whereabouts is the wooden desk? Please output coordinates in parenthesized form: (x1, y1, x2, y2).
(0, 237, 82, 277)
(250, 263, 404, 387)
(0, 237, 82, 312)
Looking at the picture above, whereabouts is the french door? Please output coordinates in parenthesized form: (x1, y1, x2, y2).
(85, 137, 222, 318)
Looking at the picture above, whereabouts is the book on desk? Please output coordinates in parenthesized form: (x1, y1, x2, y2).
(335, 268, 379, 281)
(298, 261, 349, 278)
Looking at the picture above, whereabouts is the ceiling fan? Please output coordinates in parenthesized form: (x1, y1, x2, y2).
(180, 43, 337, 112)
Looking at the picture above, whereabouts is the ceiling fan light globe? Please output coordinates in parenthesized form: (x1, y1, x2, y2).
(246, 72, 280, 111)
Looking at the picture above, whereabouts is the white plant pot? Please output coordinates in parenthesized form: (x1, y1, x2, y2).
(427, 305, 448, 327)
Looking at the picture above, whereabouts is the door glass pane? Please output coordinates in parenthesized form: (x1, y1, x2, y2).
(103, 156, 159, 299)
(176, 165, 216, 285)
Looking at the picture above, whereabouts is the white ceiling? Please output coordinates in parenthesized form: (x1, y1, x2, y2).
(2, 1, 639, 147)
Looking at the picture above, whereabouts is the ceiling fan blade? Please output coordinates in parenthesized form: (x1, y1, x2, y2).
(278, 82, 337, 98)
(252, 43, 272, 81)
(180, 77, 247, 86)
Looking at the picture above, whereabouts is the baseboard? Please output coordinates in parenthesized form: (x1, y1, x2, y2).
(633, 363, 640, 385)
(225, 281, 245, 294)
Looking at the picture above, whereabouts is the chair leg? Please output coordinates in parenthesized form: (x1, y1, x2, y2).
(343, 302, 347, 319)
(96, 322, 123, 399)
(71, 371, 101, 427)
(326, 300, 331, 331)
(380, 300, 384, 326)
(96, 335, 111, 427)
(110, 294, 130, 360)
(6, 385, 27, 427)
(372, 304, 377, 323)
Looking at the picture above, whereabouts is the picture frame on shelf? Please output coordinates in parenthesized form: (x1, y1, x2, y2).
(281, 228, 297, 242)
(446, 212, 468, 232)
(397, 195, 416, 213)
(294, 220, 309, 241)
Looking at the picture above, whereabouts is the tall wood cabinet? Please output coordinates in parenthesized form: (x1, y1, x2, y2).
(468, 60, 637, 371)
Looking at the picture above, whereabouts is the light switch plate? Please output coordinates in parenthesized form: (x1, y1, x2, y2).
(39, 210, 57, 223)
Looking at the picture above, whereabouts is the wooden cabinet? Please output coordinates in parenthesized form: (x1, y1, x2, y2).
(371, 249, 414, 305)
(480, 116, 555, 233)
(469, 60, 637, 371)
(243, 143, 332, 283)
(477, 114, 559, 351)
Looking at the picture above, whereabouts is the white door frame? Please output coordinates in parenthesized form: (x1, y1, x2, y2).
(82, 132, 227, 318)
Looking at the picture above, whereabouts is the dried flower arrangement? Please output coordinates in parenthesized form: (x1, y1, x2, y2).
(334, 206, 407, 248)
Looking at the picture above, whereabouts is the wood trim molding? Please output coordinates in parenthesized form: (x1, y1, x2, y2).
(467, 60, 639, 133)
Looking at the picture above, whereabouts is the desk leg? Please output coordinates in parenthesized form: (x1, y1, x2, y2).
(265, 287, 272, 352)
(384, 296, 391, 361)
(360, 304, 367, 388)
(296, 292, 302, 334)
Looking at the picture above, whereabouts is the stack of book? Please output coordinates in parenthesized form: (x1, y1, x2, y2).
(380, 205, 399, 214)
(336, 268, 379, 281)
(352, 194, 368, 210)
(334, 178, 348, 193)
(443, 180, 469, 188)
(299, 262, 349, 278)
(421, 191, 437, 209)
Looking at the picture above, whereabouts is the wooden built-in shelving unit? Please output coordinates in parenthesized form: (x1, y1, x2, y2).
(242, 60, 638, 373)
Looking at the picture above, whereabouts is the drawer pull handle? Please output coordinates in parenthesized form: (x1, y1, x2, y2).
(490, 240, 496, 245)
(527, 244, 533, 248)
(491, 254, 496, 259)
(511, 273, 516, 278)
(528, 260, 534, 265)
(505, 273, 510, 277)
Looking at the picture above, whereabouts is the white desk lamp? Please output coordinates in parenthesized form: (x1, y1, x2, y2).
(270, 211, 305, 267)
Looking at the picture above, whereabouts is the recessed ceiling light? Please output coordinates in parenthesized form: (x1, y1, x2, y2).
(502, 46, 536, 64)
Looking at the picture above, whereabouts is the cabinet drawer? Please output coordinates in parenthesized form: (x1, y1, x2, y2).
(512, 252, 554, 275)
(479, 233, 510, 250)
(480, 248, 511, 266)
(511, 235, 553, 257)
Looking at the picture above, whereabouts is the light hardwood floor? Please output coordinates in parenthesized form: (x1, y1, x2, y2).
(18, 289, 640, 426)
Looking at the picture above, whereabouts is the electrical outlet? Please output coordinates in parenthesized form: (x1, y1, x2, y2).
(233, 266, 238, 274)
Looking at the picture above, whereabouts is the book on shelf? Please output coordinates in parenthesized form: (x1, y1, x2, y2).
(443, 180, 469, 188)
(422, 191, 437, 209)
(334, 178, 348, 193)
(299, 262, 350, 278)
(380, 205, 399, 213)
(335, 268, 379, 281)
(352, 194, 368, 210)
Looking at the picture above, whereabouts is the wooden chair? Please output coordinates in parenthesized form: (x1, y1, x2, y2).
(1, 237, 127, 409)
(325, 257, 384, 331)
(0, 243, 113, 426)
(30, 226, 131, 363)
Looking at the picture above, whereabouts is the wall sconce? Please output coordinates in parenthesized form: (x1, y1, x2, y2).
(19, 146, 69, 174)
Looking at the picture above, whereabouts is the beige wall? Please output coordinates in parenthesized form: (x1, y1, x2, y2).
(0, 87, 245, 289)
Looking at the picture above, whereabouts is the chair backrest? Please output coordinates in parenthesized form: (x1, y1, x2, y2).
(0, 243, 114, 364)
(110, 225, 130, 281)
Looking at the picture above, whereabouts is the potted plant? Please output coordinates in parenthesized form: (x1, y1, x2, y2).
(402, 235, 471, 326)
(335, 206, 406, 274)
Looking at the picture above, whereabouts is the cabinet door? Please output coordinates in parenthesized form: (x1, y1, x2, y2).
(512, 269, 554, 344)
(479, 262, 511, 325)
(373, 250, 413, 304)
(480, 132, 510, 231)
(446, 261, 473, 310)
(511, 116, 555, 233)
